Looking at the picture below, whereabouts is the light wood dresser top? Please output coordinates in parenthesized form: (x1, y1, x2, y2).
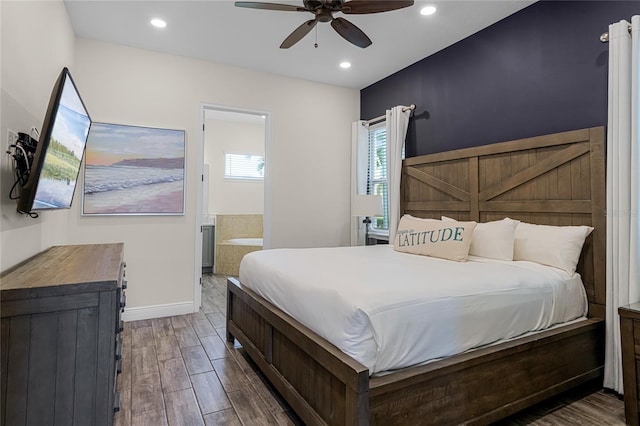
(1, 243, 124, 292)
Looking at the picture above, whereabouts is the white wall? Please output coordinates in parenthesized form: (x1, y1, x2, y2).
(205, 118, 264, 215)
(70, 39, 358, 314)
(0, 0, 76, 271)
(1, 1, 358, 316)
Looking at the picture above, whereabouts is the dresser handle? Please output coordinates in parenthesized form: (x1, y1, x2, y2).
(115, 339, 122, 361)
(114, 391, 121, 413)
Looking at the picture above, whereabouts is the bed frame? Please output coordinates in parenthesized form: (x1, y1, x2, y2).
(226, 126, 606, 425)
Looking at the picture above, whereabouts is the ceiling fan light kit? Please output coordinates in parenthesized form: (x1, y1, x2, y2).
(235, 0, 414, 49)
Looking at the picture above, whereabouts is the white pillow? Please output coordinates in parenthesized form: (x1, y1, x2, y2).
(394, 215, 476, 262)
(513, 222, 594, 274)
(442, 216, 518, 261)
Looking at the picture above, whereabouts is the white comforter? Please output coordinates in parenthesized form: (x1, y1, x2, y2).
(239, 245, 587, 374)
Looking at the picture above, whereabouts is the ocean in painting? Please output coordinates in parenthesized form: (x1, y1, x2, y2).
(83, 164, 184, 214)
(84, 164, 183, 194)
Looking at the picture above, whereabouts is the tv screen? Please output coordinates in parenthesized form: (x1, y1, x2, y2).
(17, 67, 91, 214)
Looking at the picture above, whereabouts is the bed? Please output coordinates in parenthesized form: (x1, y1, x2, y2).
(226, 126, 606, 425)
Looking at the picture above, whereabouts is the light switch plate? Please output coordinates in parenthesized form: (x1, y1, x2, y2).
(6, 129, 18, 153)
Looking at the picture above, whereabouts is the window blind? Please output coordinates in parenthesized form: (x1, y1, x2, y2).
(224, 153, 264, 180)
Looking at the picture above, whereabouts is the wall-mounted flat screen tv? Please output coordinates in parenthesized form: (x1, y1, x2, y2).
(17, 67, 92, 214)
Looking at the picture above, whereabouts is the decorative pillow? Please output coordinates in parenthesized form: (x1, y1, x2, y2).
(394, 215, 476, 261)
(442, 216, 518, 261)
(513, 222, 594, 274)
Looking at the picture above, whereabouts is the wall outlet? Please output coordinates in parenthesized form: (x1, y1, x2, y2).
(7, 129, 18, 153)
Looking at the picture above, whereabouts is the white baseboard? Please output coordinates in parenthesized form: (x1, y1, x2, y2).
(121, 301, 196, 322)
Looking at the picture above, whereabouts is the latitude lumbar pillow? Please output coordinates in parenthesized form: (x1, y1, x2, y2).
(394, 215, 477, 261)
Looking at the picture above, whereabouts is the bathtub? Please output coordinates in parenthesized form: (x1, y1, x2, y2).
(215, 214, 263, 276)
(227, 238, 263, 246)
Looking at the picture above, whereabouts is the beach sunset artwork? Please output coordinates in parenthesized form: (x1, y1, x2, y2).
(83, 123, 185, 215)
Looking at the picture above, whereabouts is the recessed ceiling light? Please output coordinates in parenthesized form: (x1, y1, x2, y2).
(420, 5, 437, 16)
(339, 61, 351, 69)
(150, 18, 167, 28)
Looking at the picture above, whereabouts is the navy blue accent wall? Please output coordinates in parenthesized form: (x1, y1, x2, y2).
(360, 1, 638, 157)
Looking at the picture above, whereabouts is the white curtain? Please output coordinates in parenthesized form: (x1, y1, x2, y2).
(386, 106, 412, 244)
(605, 15, 640, 394)
(351, 120, 369, 246)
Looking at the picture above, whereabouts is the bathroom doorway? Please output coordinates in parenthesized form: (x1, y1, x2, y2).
(195, 104, 270, 309)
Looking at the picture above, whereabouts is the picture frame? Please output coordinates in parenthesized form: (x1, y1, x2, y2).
(82, 122, 186, 215)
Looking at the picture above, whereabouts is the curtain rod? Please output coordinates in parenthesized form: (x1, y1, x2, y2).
(600, 24, 632, 43)
(362, 104, 416, 126)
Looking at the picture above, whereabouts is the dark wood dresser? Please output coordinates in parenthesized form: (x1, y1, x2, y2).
(1, 243, 126, 426)
(620, 302, 640, 426)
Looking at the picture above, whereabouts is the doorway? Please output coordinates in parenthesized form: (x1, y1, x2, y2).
(194, 104, 270, 311)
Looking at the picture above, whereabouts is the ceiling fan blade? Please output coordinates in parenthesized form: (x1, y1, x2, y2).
(280, 19, 318, 48)
(341, 0, 414, 14)
(234, 2, 308, 12)
(331, 17, 372, 48)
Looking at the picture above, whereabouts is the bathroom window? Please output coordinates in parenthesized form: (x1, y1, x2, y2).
(224, 153, 264, 180)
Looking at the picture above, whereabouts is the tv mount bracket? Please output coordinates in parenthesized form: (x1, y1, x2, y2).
(7, 132, 38, 197)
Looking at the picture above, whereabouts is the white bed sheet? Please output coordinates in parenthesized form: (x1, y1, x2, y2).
(239, 245, 588, 374)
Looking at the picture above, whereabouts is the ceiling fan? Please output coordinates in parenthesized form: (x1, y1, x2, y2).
(235, 0, 414, 49)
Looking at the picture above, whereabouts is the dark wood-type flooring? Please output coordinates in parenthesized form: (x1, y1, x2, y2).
(114, 274, 626, 426)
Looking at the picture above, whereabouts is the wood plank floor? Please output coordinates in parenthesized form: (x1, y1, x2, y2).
(114, 274, 626, 426)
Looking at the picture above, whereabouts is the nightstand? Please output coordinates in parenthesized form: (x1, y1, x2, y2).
(620, 302, 640, 425)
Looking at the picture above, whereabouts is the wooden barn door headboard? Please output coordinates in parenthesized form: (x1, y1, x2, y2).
(401, 127, 606, 318)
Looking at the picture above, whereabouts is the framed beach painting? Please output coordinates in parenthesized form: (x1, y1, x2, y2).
(83, 123, 186, 215)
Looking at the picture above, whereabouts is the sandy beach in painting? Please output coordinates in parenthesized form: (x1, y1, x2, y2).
(83, 180, 184, 214)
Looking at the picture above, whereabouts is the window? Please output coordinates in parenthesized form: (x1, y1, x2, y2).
(367, 122, 388, 232)
(366, 121, 404, 234)
(224, 153, 264, 180)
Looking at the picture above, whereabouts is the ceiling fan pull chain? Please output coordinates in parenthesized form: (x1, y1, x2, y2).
(314, 24, 318, 48)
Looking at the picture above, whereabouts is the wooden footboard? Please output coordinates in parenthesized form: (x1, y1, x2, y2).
(226, 277, 369, 426)
(369, 319, 604, 425)
(227, 277, 604, 426)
